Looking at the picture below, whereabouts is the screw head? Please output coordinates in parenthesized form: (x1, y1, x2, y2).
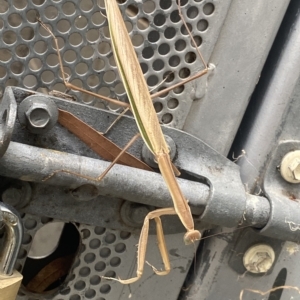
(243, 244, 275, 273)
(25, 104, 51, 129)
(2, 181, 32, 209)
(280, 151, 300, 183)
(18, 95, 58, 134)
(120, 201, 152, 228)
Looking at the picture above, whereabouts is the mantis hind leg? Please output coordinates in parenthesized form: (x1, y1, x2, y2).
(103, 207, 177, 284)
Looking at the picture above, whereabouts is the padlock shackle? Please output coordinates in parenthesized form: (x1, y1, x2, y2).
(0, 202, 23, 276)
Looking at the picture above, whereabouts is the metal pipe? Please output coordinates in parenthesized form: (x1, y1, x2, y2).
(0, 142, 274, 229)
(0, 141, 209, 215)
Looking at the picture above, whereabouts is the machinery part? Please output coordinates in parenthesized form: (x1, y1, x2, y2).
(2, 87, 248, 229)
(3, 141, 300, 243)
(280, 150, 300, 183)
(0, 0, 294, 299)
(4, 88, 300, 242)
(0, 203, 23, 300)
(0, 141, 209, 217)
(18, 95, 58, 134)
(120, 201, 153, 228)
(2, 181, 32, 209)
(243, 244, 275, 273)
(0, 88, 17, 158)
(0, 0, 229, 131)
(258, 141, 300, 242)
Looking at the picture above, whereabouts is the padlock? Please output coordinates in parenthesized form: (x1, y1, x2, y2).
(0, 202, 23, 300)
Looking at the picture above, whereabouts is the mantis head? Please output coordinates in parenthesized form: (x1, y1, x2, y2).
(184, 230, 201, 245)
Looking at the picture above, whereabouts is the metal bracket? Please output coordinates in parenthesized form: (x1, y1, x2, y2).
(260, 140, 300, 243)
(0, 88, 17, 158)
(1, 87, 300, 243)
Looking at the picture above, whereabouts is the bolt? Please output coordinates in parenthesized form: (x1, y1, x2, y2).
(142, 135, 177, 168)
(243, 244, 275, 273)
(289, 159, 300, 181)
(18, 95, 58, 134)
(129, 205, 149, 224)
(2, 182, 32, 209)
(280, 150, 300, 183)
(2, 211, 18, 226)
(25, 104, 51, 129)
(120, 201, 152, 228)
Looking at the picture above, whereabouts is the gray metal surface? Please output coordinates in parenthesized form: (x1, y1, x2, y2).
(235, 0, 300, 191)
(17, 95, 59, 134)
(4, 83, 300, 298)
(0, 139, 271, 231)
(13, 213, 199, 300)
(0, 87, 17, 157)
(183, 0, 290, 155)
(0, 0, 229, 129)
(181, 2, 300, 300)
(0, 0, 296, 300)
(10, 87, 247, 230)
(0, 141, 208, 217)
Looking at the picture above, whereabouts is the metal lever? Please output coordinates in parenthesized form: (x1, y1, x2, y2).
(0, 202, 23, 300)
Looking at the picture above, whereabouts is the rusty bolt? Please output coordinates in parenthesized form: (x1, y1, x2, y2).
(243, 244, 275, 273)
(280, 150, 300, 183)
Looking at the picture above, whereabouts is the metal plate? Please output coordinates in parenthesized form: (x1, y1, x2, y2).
(0, 1, 232, 299)
(0, 0, 229, 128)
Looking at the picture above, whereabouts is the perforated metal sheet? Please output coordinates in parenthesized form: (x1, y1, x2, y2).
(0, 0, 228, 128)
(15, 213, 197, 300)
(16, 214, 140, 300)
(0, 0, 231, 299)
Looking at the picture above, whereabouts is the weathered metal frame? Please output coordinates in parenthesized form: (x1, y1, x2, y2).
(0, 0, 297, 299)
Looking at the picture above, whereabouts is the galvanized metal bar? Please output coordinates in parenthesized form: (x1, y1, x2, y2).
(0, 141, 209, 215)
(234, 0, 300, 190)
(0, 141, 288, 234)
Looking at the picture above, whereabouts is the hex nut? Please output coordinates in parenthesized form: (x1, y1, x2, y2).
(25, 103, 51, 129)
(18, 95, 58, 134)
(243, 244, 275, 273)
(280, 150, 300, 183)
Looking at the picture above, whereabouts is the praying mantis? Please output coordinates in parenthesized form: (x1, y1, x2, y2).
(39, 0, 209, 284)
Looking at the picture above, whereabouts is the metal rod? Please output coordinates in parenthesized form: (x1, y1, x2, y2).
(0, 142, 209, 215)
(0, 142, 273, 229)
